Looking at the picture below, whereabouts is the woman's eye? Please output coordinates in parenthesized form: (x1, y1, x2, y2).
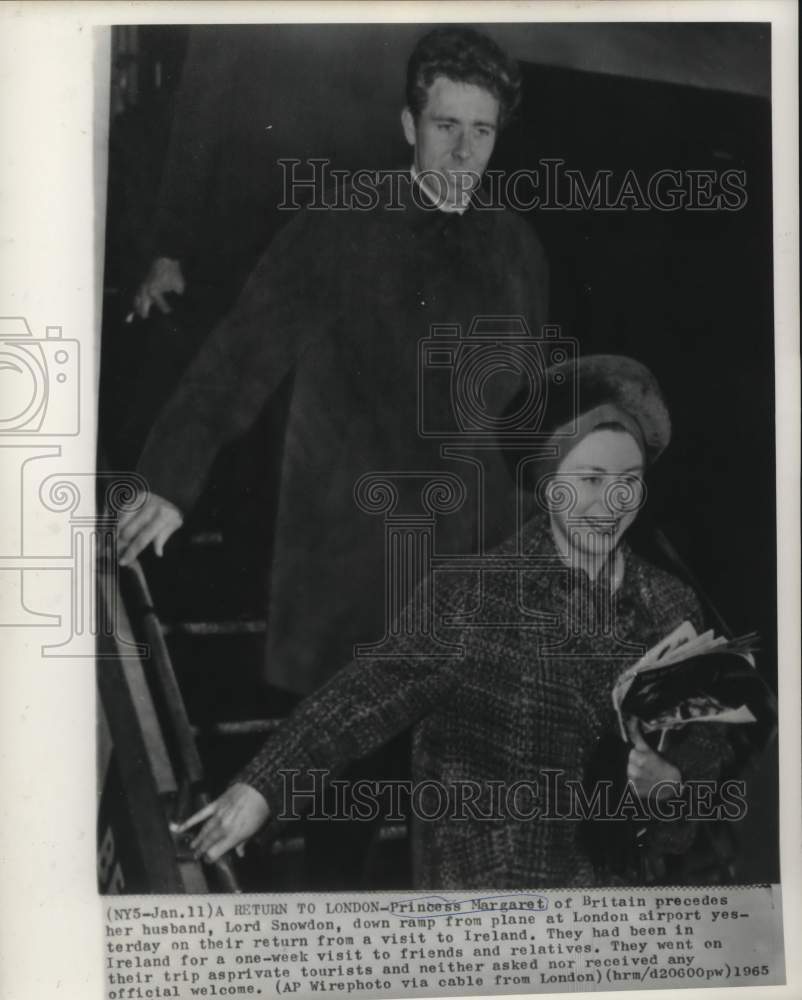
(582, 476, 602, 486)
(620, 475, 644, 494)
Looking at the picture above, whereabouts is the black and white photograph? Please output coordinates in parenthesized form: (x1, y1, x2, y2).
(0, 3, 798, 999)
(100, 15, 780, 893)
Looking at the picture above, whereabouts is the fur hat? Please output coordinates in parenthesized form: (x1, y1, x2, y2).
(543, 354, 671, 466)
(504, 354, 671, 484)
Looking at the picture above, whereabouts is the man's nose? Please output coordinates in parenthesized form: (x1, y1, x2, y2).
(452, 130, 472, 161)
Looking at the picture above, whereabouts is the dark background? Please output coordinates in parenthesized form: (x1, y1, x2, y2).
(99, 23, 777, 887)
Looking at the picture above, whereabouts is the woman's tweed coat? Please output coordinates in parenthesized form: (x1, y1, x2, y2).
(238, 511, 733, 888)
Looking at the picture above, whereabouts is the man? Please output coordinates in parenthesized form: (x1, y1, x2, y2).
(119, 26, 549, 698)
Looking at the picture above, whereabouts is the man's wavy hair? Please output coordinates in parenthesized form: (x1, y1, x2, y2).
(406, 27, 522, 129)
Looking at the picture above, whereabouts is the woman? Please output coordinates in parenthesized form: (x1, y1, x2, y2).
(179, 355, 733, 887)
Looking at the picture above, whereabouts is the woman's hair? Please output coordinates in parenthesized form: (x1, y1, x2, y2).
(405, 27, 522, 129)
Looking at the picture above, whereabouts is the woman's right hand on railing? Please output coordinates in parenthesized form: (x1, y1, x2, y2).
(174, 783, 271, 863)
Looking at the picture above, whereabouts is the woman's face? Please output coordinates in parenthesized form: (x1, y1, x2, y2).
(547, 428, 645, 562)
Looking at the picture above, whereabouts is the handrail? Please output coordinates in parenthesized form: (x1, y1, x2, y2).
(121, 559, 241, 892)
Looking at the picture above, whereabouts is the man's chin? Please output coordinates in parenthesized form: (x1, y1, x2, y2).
(417, 168, 479, 207)
(446, 172, 479, 196)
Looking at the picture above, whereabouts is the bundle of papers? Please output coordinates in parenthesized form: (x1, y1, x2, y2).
(612, 622, 771, 742)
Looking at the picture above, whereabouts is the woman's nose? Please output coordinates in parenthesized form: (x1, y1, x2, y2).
(585, 507, 608, 520)
(585, 492, 614, 518)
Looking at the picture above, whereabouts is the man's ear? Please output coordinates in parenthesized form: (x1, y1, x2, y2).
(401, 107, 416, 147)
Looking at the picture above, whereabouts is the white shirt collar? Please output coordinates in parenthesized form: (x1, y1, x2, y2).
(410, 165, 469, 215)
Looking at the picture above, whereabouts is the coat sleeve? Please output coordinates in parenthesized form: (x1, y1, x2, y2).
(136, 206, 342, 512)
(233, 580, 473, 833)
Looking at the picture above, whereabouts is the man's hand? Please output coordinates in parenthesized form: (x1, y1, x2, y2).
(626, 717, 682, 800)
(117, 493, 184, 566)
(175, 784, 271, 863)
(133, 257, 186, 319)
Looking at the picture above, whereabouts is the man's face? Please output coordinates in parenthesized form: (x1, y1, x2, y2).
(402, 76, 499, 208)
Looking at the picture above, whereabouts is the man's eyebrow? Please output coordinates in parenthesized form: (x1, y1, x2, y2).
(430, 114, 497, 128)
(571, 465, 644, 473)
